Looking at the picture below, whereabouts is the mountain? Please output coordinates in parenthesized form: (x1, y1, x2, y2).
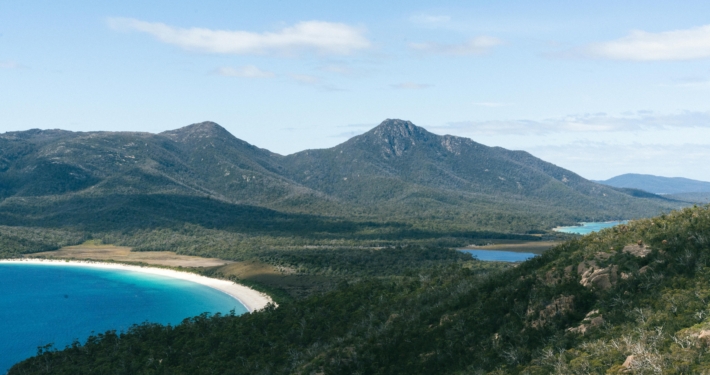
(281, 119, 676, 223)
(597, 173, 710, 194)
(0, 120, 682, 251)
(666, 191, 710, 204)
(11, 204, 710, 374)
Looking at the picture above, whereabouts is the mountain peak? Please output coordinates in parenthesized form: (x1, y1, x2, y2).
(371, 119, 430, 140)
(160, 121, 233, 142)
(350, 119, 434, 157)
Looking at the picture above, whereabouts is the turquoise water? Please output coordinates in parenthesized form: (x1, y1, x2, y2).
(0, 264, 247, 373)
(460, 249, 537, 262)
(553, 221, 628, 235)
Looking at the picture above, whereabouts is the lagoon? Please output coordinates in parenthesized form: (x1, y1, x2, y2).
(460, 249, 537, 262)
(0, 263, 247, 373)
(553, 221, 628, 235)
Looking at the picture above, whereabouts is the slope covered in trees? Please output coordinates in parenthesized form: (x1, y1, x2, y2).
(11, 205, 710, 374)
(0, 120, 681, 255)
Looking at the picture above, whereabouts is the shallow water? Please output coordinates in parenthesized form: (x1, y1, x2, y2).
(554, 221, 628, 235)
(0, 264, 247, 373)
(460, 249, 537, 262)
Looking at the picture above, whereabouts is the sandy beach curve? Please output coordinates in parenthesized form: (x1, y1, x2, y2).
(0, 258, 275, 313)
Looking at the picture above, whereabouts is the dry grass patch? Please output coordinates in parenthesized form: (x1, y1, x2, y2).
(31, 241, 233, 268)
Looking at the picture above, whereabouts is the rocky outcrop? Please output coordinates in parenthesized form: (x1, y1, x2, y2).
(578, 261, 619, 290)
(623, 242, 652, 257)
(567, 309, 605, 335)
(622, 355, 636, 372)
(529, 295, 575, 328)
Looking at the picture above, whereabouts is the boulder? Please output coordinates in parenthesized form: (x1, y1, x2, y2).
(622, 355, 636, 371)
(623, 244, 652, 258)
(580, 265, 618, 290)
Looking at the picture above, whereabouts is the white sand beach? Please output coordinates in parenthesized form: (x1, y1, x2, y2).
(0, 258, 275, 313)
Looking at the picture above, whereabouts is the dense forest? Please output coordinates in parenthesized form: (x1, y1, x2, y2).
(10, 205, 710, 374)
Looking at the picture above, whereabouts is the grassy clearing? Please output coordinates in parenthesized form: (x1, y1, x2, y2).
(31, 242, 232, 268)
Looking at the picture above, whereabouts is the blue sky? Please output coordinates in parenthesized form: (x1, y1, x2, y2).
(2, 0, 710, 180)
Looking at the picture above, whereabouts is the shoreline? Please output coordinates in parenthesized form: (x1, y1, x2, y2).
(552, 220, 629, 233)
(0, 258, 275, 313)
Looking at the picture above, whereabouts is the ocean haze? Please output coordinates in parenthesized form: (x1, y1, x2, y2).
(597, 173, 710, 194)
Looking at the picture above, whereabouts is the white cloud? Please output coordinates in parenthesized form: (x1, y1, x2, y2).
(666, 76, 710, 89)
(213, 65, 274, 78)
(320, 64, 352, 75)
(391, 82, 433, 90)
(410, 36, 502, 55)
(582, 24, 710, 61)
(473, 102, 510, 107)
(440, 111, 710, 136)
(107, 18, 370, 56)
(0, 60, 23, 69)
(409, 14, 451, 25)
(527, 142, 710, 181)
(288, 74, 345, 91)
(331, 123, 377, 138)
(291, 74, 320, 84)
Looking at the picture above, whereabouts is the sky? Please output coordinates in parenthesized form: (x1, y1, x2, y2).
(1, 0, 710, 181)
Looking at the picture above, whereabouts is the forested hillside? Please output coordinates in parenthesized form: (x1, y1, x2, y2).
(11, 205, 710, 374)
(0, 120, 681, 258)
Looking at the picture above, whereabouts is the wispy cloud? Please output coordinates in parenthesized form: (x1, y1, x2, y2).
(291, 74, 320, 84)
(410, 36, 502, 56)
(331, 123, 376, 138)
(391, 82, 433, 90)
(107, 18, 371, 56)
(320, 64, 353, 75)
(213, 65, 274, 78)
(409, 14, 451, 26)
(473, 102, 510, 107)
(0, 60, 25, 69)
(438, 111, 710, 136)
(527, 142, 710, 181)
(289, 74, 344, 91)
(666, 76, 710, 88)
(579, 24, 710, 61)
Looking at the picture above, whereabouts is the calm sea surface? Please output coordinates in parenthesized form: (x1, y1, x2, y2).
(554, 221, 628, 235)
(460, 221, 628, 262)
(0, 264, 247, 373)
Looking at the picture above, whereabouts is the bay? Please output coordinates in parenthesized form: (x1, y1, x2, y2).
(0, 264, 247, 373)
(553, 221, 628, 235)
(460, 249, 537, 262)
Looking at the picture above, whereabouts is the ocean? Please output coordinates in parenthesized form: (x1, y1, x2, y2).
(0, 263, 247, 373)
(554, 221, 628, 235)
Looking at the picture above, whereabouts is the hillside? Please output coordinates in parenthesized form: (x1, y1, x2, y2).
(11, 205, 710, 374)
(667, 192, 710, 204)
(282, 119, 676, 226)
(0, 120, 683, 263)
(598, 173, 710, 195)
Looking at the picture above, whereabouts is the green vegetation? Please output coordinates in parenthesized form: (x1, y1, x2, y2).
(0, 121, 683, 248)
(10, 205, 710, 374)
(668, 191, 710, 204)
(1, 120, 698, 372)
(0, 226, 86, 257)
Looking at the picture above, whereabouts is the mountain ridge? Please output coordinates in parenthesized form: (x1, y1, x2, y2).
(597, 173, 710, 194)
(0, 119, 682, 236)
